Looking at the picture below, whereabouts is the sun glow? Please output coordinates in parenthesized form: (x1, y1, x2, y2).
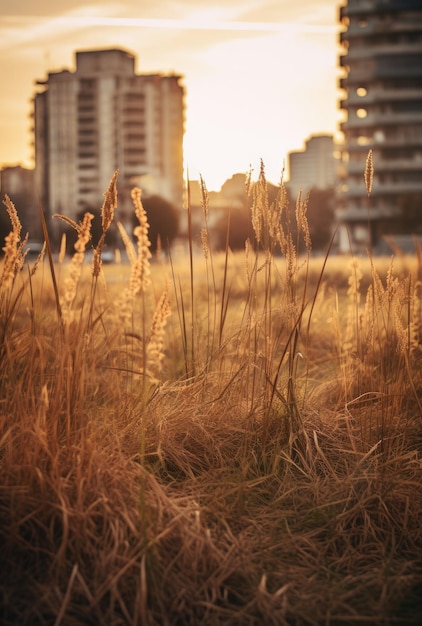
(0, 3, 340, 191)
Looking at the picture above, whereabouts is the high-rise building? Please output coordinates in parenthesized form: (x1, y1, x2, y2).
(33, 48, 185, 226)
(337, 0, 422, 253)
(287, 134, 338, 199)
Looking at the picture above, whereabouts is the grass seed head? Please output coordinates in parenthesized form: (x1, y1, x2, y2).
(201, 227, 209, 260)
(364, 149, 374, 196)
(60, 211, 94, 317)
(1, 195, 28, 291)
(146, 286, 172, 381)
(101, 170, 118, 233)
(200, 175, 209, 221)
(130, 187, 152, 295)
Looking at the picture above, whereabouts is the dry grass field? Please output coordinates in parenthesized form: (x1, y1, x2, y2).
(1, 168, 422, 625)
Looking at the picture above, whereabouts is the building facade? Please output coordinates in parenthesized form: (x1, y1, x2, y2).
(287, 134, 338, 199)
(34, 48, 185, 226)
(337, 0, 422, 253)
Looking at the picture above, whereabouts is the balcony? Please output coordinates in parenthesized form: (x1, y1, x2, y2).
(342, 41, 422, 60)
(341, 111, 422, 129)
(78, 114, 97, 123)
(123, 164, 145, 177)
(77, 157, 98, 169)
(341, 87, 422, 107)
(342, 180, 422, 198)
(341, 1, 422, 18)
(344, 136, 422, 153)
(375, 67, 422, 80)
(78, 122, 97, 134)
(346, 157, 422, 175)
(342, 61, 422, 83)
(373, 156, 422, 172)
(78, 151, 98, 159)
(336, 204, 399, 222)
(340, 72, 377, 87)
(343, 20, 422, 40)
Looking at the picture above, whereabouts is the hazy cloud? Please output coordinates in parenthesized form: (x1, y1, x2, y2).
(2, 0, 336, 25)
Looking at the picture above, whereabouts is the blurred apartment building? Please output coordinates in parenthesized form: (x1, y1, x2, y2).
(33, 48, 185, 226)
(287, 134, 338, 199)
(337, 0, 422, 253)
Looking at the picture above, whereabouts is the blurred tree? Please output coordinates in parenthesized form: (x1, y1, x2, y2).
(213, 185, 335, 253)
(134, 195, 179, 254)
(305, 188, 336, 251)
(60, 207, 118, 255)
(214, 206, 254, 251)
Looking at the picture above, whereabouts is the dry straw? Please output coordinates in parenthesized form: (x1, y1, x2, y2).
(2, 160, 422, 625)
(146, 285, 172, 381)
(117, 187, 152, 325)
(58, 233, 67, 265)
(295, 191, 311, 253)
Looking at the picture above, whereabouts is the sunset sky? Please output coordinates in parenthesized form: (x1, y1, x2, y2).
(0, 1, 343, 190)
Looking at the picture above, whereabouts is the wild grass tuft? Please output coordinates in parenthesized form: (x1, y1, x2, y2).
(1, 166, 422, 625)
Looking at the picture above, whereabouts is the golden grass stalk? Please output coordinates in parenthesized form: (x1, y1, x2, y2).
(364, 148, 374, 196)
(59, 233, 67, 265)
(130, 187, 152, 296)
(53, 212, 94, 320)
(146, 285, 171, 382)
(295, 190, 311, 254)
(250, 160, 266, 246)
(93, 170, 118, 278)
(199, 174, 209, 222)
(117, 220, 137, 266)
(200, 227, 209, 260)
(101, 170, 118, 233)
(170, 176, 196, 378)
(1, 195, 27, 293)
(27, 242, 46, 278)
(117, 188, 152, 327)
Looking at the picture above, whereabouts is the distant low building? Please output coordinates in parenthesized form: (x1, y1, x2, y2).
(220, 173, 249, 200)
(188, 174, 247, 225)
(33, 48, 185, 232)
(287, 134, 338, 199)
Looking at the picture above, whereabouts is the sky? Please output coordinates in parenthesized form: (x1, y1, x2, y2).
(0, 0, 343, 191)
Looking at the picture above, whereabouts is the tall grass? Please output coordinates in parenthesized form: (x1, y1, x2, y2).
(1, 162, 421, 625)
